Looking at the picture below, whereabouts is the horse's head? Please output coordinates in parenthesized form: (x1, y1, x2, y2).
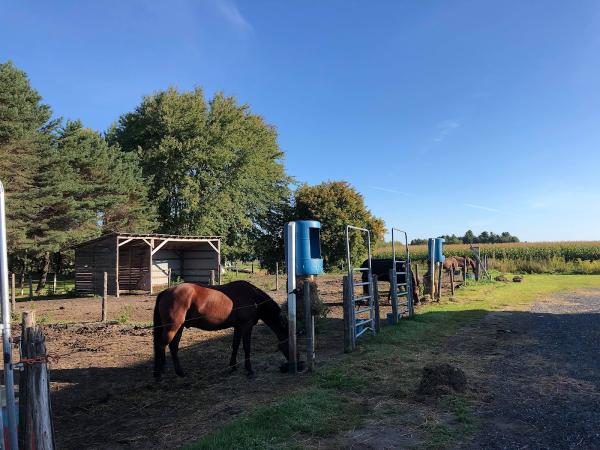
(253, 287, 290, 358)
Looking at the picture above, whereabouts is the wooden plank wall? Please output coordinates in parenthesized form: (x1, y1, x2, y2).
(118, 244, 150, 292)
(75, 236, 117, 295)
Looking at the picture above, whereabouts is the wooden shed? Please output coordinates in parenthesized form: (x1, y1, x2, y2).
(74, 233, 221, 296)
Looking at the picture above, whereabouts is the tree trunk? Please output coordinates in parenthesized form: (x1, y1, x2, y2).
(36, 252, 50, 294)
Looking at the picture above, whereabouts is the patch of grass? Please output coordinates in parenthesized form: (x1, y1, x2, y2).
(37, 313, 50, 325)
(317, 367, 364, 390)
(185, 390, 361, 450)
(440, 394, 475, 427)
(185, 275, 600, 449)
(116, 306, 133, 324)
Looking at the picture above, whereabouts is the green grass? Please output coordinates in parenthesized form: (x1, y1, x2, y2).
(116, 305, 133, 324)
(185, 390, 361, 450)
(186, 275, 600, 449)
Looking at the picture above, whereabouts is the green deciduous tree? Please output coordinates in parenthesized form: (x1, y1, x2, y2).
(293, 181, 385, 269)
(110, 87, 291, 260)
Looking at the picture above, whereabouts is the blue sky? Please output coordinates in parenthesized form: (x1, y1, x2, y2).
(1, 0, 599, 241)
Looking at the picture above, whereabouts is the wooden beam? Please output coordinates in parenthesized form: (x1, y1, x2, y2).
(151, 239, 170, 255)
(117, 238, 133, 247)
(207, 240, 219, 253)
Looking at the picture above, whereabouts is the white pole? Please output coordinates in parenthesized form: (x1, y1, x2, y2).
(286, 222, 297, 374)
(0, 181, 18, 450)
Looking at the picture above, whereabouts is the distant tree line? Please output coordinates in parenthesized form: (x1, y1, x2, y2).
(410, 230, 520, 246)
(0, 61, 383, 288)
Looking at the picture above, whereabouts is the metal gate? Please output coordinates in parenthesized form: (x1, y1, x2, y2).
(345, 225, 376, 345)
(390, 228, 414, 322)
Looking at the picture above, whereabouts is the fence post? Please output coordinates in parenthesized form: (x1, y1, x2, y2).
(29, 274, 33, 299)
(436, 263, 443, 301)
(167, 268, 172, 287)
(19, 311, 35, 450)
(251, 262, 254, 274)
(209, 269, 215, 286)
(475, 257, 481, 281)
(463, 257, 468, 282)
(450, 269, 455, 295)
(11, 272, 16, 311)
(102, 272, 108, 322)
(20, 271, 24, 296)
(52, 273, 57, 295)
(303, 280, 315, 371)
(275, 262, 279, 291)
(389, 268, 399, 324)
(342, 275, 353, 353)
(408, 264, 415, 318)
(19, 311, 55, 450)
(372, 274, 380, 333)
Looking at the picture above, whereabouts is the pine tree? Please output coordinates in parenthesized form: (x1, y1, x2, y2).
(29, 121, 157, 290)
(0, 61, 57, 274)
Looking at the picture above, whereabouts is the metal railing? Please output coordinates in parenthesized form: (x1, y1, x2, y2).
(390, 228, 414, 322)
(345, 225, 376, 345)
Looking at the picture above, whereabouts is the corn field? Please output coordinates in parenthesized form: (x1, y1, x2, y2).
(374, 241, 600, 262)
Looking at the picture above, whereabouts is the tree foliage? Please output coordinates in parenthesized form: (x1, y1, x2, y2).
(0, 62, 156, 284)
(293, 181, 385, 269)
(0, 61, 57, 265)
(30, 120, 156, 255)
(110, 87, 291, 260)
(410, 230, 519, 245)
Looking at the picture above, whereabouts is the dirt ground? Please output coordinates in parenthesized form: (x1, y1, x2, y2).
(12, 274, 411, 449)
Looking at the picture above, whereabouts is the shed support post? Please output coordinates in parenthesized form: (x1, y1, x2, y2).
(102, 272, 108, 322)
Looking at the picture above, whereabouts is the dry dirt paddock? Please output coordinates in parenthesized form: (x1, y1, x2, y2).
(11, 274, 407, 449)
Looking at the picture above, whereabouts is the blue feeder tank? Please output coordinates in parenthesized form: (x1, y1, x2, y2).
(286, 220, 323, 276)
(435, 237, 446, 263)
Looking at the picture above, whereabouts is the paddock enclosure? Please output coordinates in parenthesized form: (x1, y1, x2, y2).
(74, 233, 221, 296)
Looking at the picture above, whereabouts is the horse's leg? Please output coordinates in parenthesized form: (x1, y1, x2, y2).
(229, 326, 242, 372)
(241, 323, 254, 377)
(154, 322, 183, 380)
(169, 325, 185, 377)
(153, 338, 167, 381)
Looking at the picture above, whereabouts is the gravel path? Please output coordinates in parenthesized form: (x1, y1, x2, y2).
(466, 289, 600, 449)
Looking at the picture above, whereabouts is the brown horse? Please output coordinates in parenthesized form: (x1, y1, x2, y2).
(153, 280, 291, 381)
(442, 256, 476, 272)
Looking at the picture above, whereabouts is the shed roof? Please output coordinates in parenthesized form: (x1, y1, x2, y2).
(74, 233, 221, 249)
